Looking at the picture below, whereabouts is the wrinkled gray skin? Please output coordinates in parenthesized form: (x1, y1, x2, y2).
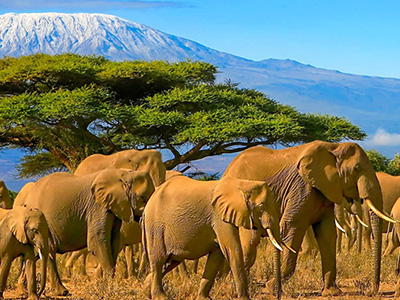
(387, 198, 400, 297)
(223, 141, 384, 296)
(143, 175, 281, 300)
(74, 149, 166, 187)
(14, 169, 154, 296)
(65, 149, 167, 278)
(362, 172, 400, 252)
(0, 206, 49, 300)
(0, 180, 12, 209)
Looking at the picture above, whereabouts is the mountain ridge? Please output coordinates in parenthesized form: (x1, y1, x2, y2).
(0, 12, 399, 190)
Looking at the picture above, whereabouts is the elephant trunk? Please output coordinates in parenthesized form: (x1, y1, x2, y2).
(273, 247, 282, 299)
(357, 174, 383, 293)
(36, 236, 49, 296)
(371, 212, 382, 294)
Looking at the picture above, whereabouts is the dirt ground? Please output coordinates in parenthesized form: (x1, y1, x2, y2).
(3, 241, 400, 299)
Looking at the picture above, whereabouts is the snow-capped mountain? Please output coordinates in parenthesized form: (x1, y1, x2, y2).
(1, 12, 400, 190)
(0, 12, 248, 65)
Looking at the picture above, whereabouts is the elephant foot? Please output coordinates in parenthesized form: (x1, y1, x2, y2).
(265, 278, 283, 296)
(196, 296, 211, 300)
(152, 292, 168, 300)
(143, 274, 152, 298)
(50, 285, 70, 296)
(321, 285, 342, 297)
(27, 295, 39, 300)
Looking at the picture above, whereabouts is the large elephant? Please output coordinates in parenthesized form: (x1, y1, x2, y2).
(67, 150, 166, 278)
(0, 206, 49, 300)
(143, 175, 282, 300)
(0, 180, 12, 209)
(74, 149, 166, 187)
(387, 197, 400, 296)
(223, 141, 394, 295)
(14, 169, 154, 296)
(361, 172, 400, 251)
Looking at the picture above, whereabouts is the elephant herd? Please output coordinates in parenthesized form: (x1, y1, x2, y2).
(1, 140, 400, 300)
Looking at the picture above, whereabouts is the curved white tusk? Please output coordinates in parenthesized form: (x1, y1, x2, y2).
(355, 214, 369, 228)
(335, 219, 347, 239)
(267, 228, 283, 252)
(282, 242, 297, 254)
(365, 199, 399, 224)
(38, 248, 43, 261)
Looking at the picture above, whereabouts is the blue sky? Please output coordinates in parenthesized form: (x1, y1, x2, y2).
(0, 0, 400, 78)
(1, 1, 400, 191)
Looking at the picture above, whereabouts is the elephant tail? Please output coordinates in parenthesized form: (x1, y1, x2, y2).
(140, 212, 149, 259)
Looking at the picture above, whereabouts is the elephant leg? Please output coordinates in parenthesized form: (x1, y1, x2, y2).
(15, 257, 27, 295)
(193, 258, 199, 274)
(0, 255, 12, 298)
(150, 259, 168, 300)
(65, 249, 86, 276)
(197, 249, 225, 300)
(124, 245, 137, 278)
(336, 228, 343, 253)
(362, 209, 372, 251)
(215, 223, 249, 300)
(356, 222, 363, 253)
(111, 218, 122, 267)
(312, 216, 341, 296)
(138, 245, 149, 275)
(48, 254, 69, 296)
(176, 261, 189, 280)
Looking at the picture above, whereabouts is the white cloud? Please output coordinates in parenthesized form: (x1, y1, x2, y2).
(369, 128, 400, 146)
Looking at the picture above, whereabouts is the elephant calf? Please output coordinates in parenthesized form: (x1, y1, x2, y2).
(0, 206, 49, 300)
(143, 175, 282, 300)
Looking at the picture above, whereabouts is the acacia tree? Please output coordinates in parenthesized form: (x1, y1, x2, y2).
(366, 150, 400, 175)
(0, 54, 366, 177)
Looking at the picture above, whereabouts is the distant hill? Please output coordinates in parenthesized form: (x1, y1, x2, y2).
(1, 12, 399, 190)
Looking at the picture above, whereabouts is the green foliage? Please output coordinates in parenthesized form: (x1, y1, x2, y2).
(366, 150, 400, 175)
(8, 190, 17, 204)
(0, 54, 366, 177)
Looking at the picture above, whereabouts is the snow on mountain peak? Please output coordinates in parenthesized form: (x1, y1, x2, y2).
(0, 12, 246, 64)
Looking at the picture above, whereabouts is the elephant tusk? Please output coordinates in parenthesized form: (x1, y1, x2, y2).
(266, 228, 283, 252)
(355, 214, 369, 228)
(365, 199, 399, 224)
(334, 219, 347, 238)
(38, 248, 43, 261)
(282, 242, 297, 254)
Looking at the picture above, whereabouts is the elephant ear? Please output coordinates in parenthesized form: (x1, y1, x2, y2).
(91, 169, 133, 222)
(297, 143, 344, 205)
(6, 206, 28, 244)
(212, 177, 267, 230)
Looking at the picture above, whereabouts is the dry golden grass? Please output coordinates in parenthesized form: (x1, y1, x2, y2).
(3, 239, 400, 299)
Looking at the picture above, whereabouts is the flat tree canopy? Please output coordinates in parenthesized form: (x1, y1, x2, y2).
(0, 54, 366, 177)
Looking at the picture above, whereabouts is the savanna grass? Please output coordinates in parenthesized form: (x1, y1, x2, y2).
(2, 238, 400, 299)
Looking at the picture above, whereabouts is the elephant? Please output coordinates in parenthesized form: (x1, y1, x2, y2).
(143, 175, 282, 300)
(64, 219, 143, 278)
(360, 172, 400, 251)
(222, 141, 394, 296)
(13, 168, 155, 296)
(386, 197, 400, 296)
(0, 180, 12, 209)
(0, 206, 49, 300)
(74, 149, 166, 187)
(65, 151, 167, 278)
